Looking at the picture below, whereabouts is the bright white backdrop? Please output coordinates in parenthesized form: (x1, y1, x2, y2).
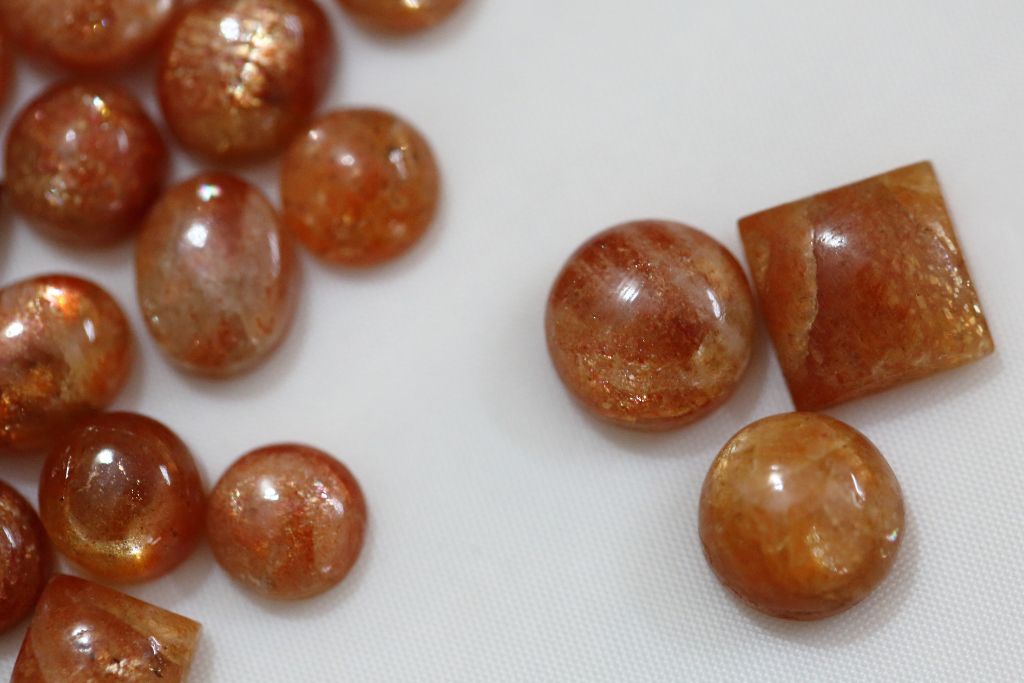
(2, 1, 1023, 680)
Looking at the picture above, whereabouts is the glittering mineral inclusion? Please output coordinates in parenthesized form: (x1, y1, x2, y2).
(136, 173, 297, 376)
(4, 80, 168, 245)
(0, 0, 182, 72)
(281, 108, 441, 266)
(545, 220, 755, 430)
(0, 481, 51, 634)
(12, 574, 201, 682)
(207, 443, 368, 600)
(38, 412, 205, 583)
(699, 412, 905, 620)
(158, 0, 333, 161)
(739, 162, 995, 411)
(0, 275, 132, 454)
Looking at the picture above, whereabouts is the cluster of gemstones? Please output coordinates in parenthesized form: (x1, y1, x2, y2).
(0, 0, 463, 680)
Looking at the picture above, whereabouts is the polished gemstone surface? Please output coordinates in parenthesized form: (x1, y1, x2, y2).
(0, 0, 181, 72)
(207, 444, 367, 599)
(700, 412, 905, 620)
(39, 412, 204, 583)
(136, 173, 297, 376)
(336, 0, 465, 34)
(4, 80, 168, 245)
(739, 162, 995, 411)
(158, 0, 333, 161)
(545, 220, 755, 429)
(0, 275, 132, 454)
(12, 574, 200, 682)
(0, 481, 51, 634)
(281, 108, 440, 265)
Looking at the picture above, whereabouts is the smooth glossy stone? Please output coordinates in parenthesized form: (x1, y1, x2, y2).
(700, 412, 905, 620)
(336, 0, 465, 34)
(0, 0, 181, 72)
(158, 0, 333, 161)
(0, 275, 132, 454)
(281, 108, 440, 266)
(207, 444, 367, 599)
(136, 173, 297, 376)
(12, 574, 200, 682)
(39, 412, 204, 583)
(739, 161, 995, 411)
(0, 481, 51, 634)
(4, 80, 168, 245)
(545, 220, 755, 430)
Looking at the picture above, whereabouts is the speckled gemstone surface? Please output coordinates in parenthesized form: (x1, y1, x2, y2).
(207, 444, 367, 599)
(700, 412, 905, 620)
(11, 574, 200, 682)
(739, 162, 995, 411)
(39, 412, 204, 583)
(4, 80, 168, 245)
(0, 0, 181, 72)
(546, 220, 755, 429)
(136, 173, 297, 376)
(0, 275, 132, 454)
(0, 481, 51, 634)
(281, 108, 440, 266)
(157, 0, 333, 161)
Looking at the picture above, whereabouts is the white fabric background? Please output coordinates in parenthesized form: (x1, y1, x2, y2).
(2, 0, 1023, 680)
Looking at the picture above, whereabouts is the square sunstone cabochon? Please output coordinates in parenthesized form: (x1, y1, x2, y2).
(738, 161, 995, 411)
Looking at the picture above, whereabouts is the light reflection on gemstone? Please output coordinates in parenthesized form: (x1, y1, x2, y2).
(207, 444, 367, 599)
(700, 412, 905, 620)
(546, 220, 754, 430)
(739, 161, 995, 411)
(12, 575, 200, 680)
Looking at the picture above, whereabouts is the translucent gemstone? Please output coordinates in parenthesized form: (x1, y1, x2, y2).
(135, 173, 297, 376)
(4, 80, 168, 245)
(0, 0, 180, 72)
(0, 275, 132, 454)
(699, 412, 905, 620)
(739, 161, 995, 411)
(335, 0, 465, 34)
(281, 108, 440, 266)
(12, 574, 200, 681)
(207, 444, 367, 599)
(38, 413, 205, 583)
(157, 0, 333, 161)
(545, 220, 756, 430)
(0, 481, 51, 634)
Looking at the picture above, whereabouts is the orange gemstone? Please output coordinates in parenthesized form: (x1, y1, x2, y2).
(158, 0, 333, 161)
(207, 444, 367, 599)
(0, 0, 181, 72)
(700, 412, 905, 620)
(39, 413, 205, 583)
(336, 0, 465, 34)
(739, 161, 995, 411)
(0, 481, 51, 634)
(4, 80, 168, 245)
(281, 108, 441, 266)
(12, 574, 200, 681)
(0, 275, 132, 454)
(136, 173, 297, 376)
(545, 220, 756, 430)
